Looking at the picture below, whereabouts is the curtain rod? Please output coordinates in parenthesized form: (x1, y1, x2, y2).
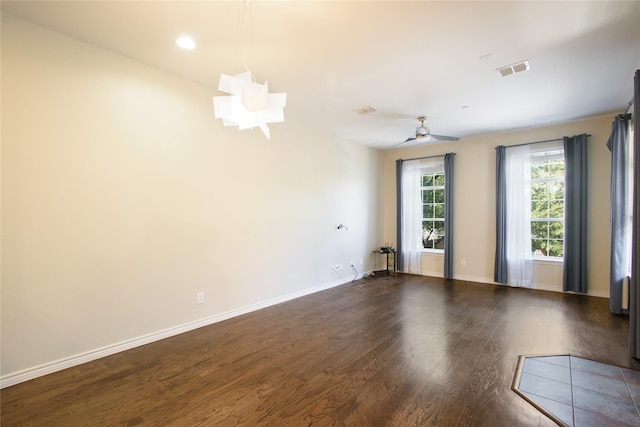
(624, 96, 635, 114)
(398, 153, 456, 162)
(495, 134, 591, 150)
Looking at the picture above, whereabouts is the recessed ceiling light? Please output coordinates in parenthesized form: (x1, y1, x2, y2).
(176, 36, 196, 50)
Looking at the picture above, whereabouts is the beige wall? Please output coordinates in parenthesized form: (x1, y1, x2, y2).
(383, 115, 615, 297)
(1, 15, 382, 381)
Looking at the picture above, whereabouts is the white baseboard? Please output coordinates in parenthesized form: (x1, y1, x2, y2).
(421, 272, 610, 299)
(1, 274, 365, 389)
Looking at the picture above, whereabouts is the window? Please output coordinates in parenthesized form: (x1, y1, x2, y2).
(421, 168, 445, 250)
(530, 149, 564, 258)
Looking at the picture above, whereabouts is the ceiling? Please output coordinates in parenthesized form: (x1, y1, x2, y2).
(2, 1, 639, 149)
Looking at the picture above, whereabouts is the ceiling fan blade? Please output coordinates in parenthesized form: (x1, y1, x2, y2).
(390, 136, 415, 148)
(430, 134, 460, 142)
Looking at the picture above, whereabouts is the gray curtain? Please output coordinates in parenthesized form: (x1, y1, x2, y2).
(563, 134, 589, 293)
(607, 114, 631, 314)
(444, 153, 455, 279)
(396, 159, 404, 272)
(494, 146, 508, 283)
(629, 70, 639, 358)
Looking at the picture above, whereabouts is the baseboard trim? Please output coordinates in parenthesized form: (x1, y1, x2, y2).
(1, 274, 364, 389)
(425, 273, 610, 299)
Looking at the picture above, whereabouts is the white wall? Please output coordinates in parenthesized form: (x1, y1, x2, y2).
(382, 115, 615, 297)
(0, 15, 382, 383)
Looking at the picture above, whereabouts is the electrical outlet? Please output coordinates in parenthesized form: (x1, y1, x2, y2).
(461, 260, 467, 267)
(197, 292, 204, 304)
(350, 260, 354, 266)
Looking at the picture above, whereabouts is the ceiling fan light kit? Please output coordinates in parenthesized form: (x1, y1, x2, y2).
(391, 116, 460, 148)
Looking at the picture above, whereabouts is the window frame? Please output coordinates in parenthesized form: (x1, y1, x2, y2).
(529, 148, 565, 261)
(419, 162, 446, 253)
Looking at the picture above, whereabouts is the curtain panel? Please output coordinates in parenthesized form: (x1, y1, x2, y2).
(396, 160, 404, 271)
(607, 114, 632, 314)
(444, 153, 455, 279)
(630, 69, 639, 358)
(563, 134, 589, 294)
(400, 160, 423, 274)
(494, 146, 508, 283)
(494, 145, 534, 287)
(505, 145, 533, 287)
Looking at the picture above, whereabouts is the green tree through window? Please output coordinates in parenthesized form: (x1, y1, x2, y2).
(531, 156, 564, 257)
(421, 172, 445, 250)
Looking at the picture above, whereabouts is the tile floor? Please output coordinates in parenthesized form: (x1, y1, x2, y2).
(513, 355, 640, 427)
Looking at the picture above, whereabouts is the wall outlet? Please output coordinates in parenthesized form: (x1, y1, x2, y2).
(197, 292, 204, 304)
(461, 260, 467, 267)
(350, 260, 354, 266)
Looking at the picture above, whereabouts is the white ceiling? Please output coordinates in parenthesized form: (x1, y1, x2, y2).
(2, 1, 639, 149)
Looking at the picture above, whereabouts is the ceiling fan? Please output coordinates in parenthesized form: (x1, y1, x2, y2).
(392, 116, 460, 148)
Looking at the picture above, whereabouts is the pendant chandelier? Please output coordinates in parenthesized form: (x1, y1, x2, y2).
(213, 1, 286, 139)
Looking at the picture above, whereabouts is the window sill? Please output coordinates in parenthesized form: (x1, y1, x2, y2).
(421, 250, 444, 255)
(532, 257, 563, 265)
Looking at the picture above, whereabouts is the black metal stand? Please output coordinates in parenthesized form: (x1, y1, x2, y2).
(373, 247, 396, 275)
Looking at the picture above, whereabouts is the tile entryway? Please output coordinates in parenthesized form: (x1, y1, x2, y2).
(513, 355, 640, 426)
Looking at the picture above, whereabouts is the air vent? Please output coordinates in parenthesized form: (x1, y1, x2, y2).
(354, 105, 376, 115)
(496, 60, 530, 77)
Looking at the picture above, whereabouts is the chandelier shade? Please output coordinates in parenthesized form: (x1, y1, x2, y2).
(213, 72, 287, 139)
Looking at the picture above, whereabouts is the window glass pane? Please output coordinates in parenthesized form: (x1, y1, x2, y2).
(422, 221, 435, 249)
(531, 201, 548, 218)
(531, 221, 549, 239)
(531, 183, 549, 200)
(549, 221, 563, 238)
(530, 151, 564, 258)
(549, 201, 564, 218)
(548, 240, 563, 257)
(434, 203, 444, 218)
(423, 204, 433, 218)
(433, 222, 445, 250)
(434, 189, 444, 203)
(531, 163, 546, 179)
(532, 239, 547, 256)
(550, 182, 564, 200)
(419, 169, 445, 251)
(548, 160, 564, 178)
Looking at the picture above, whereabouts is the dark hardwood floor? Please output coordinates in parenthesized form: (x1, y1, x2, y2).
(2, 274, 638, 426)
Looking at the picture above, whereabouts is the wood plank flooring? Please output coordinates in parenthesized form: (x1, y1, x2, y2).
(2, 274, 638, 426)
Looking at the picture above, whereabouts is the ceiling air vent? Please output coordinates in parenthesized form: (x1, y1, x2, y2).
(354, 105, 376, 115)
(496, 60, 530, 77)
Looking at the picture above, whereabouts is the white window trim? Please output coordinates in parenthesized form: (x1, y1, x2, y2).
(419, 162, 445, 253)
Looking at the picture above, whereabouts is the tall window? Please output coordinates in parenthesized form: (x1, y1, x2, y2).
(420, 164, 445, 250)
(530, 149, 565, 258)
